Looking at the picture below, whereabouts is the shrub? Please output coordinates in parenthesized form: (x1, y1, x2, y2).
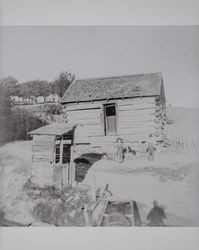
(30, 185, 93, 226)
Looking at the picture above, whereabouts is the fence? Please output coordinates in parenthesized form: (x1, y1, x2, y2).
(167, 126, 199, 151)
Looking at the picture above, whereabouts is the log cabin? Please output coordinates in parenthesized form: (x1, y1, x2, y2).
(61, 72, 167, 156)
(29, 72, 167, 187)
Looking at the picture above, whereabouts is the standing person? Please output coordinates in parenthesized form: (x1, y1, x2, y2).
(147, 200, 166, 226)
(146, 134, 156, 161)
(116, 138, 124, 163)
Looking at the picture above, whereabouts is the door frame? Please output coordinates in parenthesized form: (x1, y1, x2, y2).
(103, 102, 117, 135)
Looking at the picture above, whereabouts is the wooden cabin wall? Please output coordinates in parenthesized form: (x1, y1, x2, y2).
(64, 103, 103, 144)
(117, 97, 158, 140)
(63, 96, 166, 151)
(31, 135, 55, 186)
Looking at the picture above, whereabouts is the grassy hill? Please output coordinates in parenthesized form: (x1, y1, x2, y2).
(166, 106, 199, 150)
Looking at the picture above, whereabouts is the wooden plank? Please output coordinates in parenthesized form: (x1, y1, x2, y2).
(67, 117, 100, 125)
(117, 127, 156, 135)
(32, 144, 54, 148)
(32, 153, 54, 158)
(33, 135, 55, 142)
(64, 102, 101, 111)
(118, 117, 154, 123)
(67, 108, 101, 115)
(67, 110, 101, 125)
(118, 109, 155, 116)
(118, 104, 156, 111)
(75, 124, 104, 137)
(118, 121, 154, 127)
(117, 97, 155, 106)
(74, 136, 90, 144)
(67, 112, 100, 122)
(118, 125, 155, 131)
(118, 116, 154, 123)
(32, 154, 53, 159)
(118, 120, 155, 126)
(32, 142, 55, 146)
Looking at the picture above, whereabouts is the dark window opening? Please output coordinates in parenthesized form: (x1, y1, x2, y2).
(105, 105, 116, 117)
(63, 131, 73, 141)
(62, 144, 71, 164)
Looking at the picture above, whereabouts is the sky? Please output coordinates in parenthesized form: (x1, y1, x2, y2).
(0, 26, 198, 108)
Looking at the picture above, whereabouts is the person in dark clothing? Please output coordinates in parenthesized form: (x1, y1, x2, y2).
(147, 200, 166, 226)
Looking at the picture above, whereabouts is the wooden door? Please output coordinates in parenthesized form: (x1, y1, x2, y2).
(104, 104, 117, 135)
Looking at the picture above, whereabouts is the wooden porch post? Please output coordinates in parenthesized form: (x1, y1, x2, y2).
(62, 164, 68, 188)
(69, 145, 75, 187)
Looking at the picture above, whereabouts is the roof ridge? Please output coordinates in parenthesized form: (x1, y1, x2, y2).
(61, 72, 164, 104)
(75, 72, 162, 82)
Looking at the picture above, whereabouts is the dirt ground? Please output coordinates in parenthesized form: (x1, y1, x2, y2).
(83, 151, 199, 226)
(0, 141, 199, 226)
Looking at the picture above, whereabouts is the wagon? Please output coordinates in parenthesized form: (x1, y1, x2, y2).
(92, 199, 142, 227)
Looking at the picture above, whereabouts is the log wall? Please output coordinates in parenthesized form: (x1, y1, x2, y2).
(64, 96, 166, 149)
(65, 103, 103, 144)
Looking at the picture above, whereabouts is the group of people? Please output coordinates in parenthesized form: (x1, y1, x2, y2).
(117, 134, 157, 163)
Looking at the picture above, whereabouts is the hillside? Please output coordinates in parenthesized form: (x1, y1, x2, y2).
(13, 103, 62, 123)
(166, 106, 199, 150)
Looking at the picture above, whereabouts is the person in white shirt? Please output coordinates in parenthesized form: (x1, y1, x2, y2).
(146, 134, 156, 161)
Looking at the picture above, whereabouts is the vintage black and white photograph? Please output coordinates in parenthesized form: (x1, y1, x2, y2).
(0, 25, 198, 227)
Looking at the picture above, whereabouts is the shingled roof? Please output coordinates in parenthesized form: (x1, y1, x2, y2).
(28, 123, 75, 136)
(61, 72, 165, 104)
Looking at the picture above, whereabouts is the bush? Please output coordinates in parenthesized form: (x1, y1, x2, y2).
(30, 185, 93, 226)
(33, 199, 66, 226)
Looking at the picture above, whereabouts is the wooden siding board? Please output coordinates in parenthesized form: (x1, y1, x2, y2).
(64, 102, 101, 111)
(117, 97, 156, 106)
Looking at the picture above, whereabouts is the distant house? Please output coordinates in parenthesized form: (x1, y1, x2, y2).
(46, 94, 60, 103)
(29, 96, 36, 104)
(10, 96, 20, 103)
(11, 95, 36, 105)
(36, 96, 45, 104)
(28, 72, 167, 187)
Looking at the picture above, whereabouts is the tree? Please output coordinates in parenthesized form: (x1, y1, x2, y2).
(52, 71, 75, 97)
(10, 109, 47, 141)
(0, 76, 18, 96)
(18, 80, 50, 97)
(0, 77, 47, 145)
(0, 78, 14, 144)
